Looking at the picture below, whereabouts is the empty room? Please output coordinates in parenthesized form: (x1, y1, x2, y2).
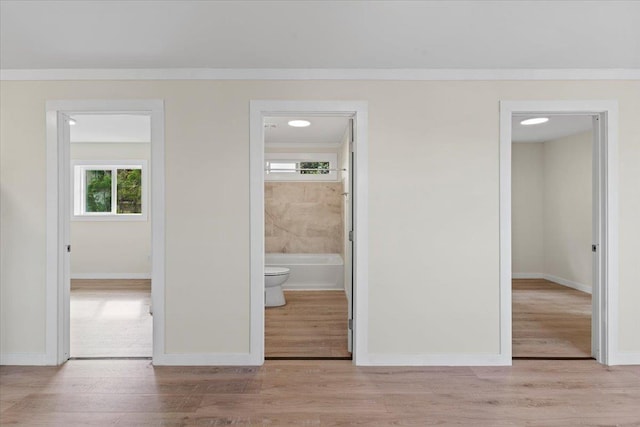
(1, 1, 639, 425)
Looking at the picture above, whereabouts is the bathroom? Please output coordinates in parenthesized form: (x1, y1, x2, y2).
(263, 116, 352, 358)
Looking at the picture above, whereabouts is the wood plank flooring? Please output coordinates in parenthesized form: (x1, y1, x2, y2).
(2, 359, 639, 425)
(70, 280, 152, 358)
(512, 279, 591, 358)
(265, 291, 350, 358)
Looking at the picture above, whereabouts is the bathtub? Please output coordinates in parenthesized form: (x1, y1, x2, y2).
(265, 253, 344, 290)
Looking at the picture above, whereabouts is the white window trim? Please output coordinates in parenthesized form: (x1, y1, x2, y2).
(265, 152, 338, 181)
(72, 159, 148, 221)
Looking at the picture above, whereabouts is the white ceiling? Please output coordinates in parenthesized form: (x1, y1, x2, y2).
(1, 1, 639, 70)
(265, 117, 349, 146)
(69, 114, 151, 143)
(512, 115, 593, 143)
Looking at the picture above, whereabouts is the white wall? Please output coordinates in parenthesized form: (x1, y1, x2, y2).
(1, 79, 639, 361)
(543, 132, 592, 289)
(512, 131, 592, 291)
(70, 142, 151, 278)
(512, 143, 544, 274)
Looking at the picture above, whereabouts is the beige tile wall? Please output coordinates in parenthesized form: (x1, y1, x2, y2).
(265, 182, 344, 254)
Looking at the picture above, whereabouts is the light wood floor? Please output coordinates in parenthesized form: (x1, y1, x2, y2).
(513, 279, 591, 358)
(70, 280, 152, 358)
(2, 359, 639, 425)
(265, 291, 350, 358)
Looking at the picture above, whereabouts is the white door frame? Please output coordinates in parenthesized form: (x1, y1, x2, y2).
(45, 100, 165, 365)
(249, 101, 369, 365)
(499, 100, 619, 365)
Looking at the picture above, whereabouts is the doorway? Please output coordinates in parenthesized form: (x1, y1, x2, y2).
(511, 114, 594, 358)
(263, 115, 353, 359)
(68, 113, 152, 358)
(499, 100, 619, 365)
(45, 100, 165, 365)
(249, 101, 369, 365)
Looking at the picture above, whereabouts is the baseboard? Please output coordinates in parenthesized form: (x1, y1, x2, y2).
(152, 352, 260, 366)
(361, 353, 510, 366)
(543, 274, 592, 294)
(283, 283, 343, 291)
(512, 273, 545, 279)
(513, 273, 592, 294)
(612, 352, 640, 365)
(1, 352, 49, 365)
(71, 273, 152, 280)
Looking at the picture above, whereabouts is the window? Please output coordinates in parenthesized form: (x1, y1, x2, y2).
(265, 153, 337, 181)
(73, 161, 147, 220)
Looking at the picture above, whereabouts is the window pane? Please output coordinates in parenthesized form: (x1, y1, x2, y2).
(299, 161, 330, 174)
(269, 162, 297, 173)
(85, 170, 112, 212)
(116, 169, 142, 214)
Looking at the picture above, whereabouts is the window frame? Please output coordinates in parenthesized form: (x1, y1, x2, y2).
(72, 159, 148, 221)
(265, 153, 338, 181)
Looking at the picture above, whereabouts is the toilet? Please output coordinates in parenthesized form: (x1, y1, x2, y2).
(264, 267, 290, 307)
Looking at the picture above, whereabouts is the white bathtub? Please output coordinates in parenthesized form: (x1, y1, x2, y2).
(265, 253, 344, 290)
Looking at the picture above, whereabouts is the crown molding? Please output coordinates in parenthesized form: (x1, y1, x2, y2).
(1, 68, 639, 81)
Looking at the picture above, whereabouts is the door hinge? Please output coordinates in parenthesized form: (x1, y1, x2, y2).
(66, 245, 71, 253)
(348, 319, 353, 330)
(349, 230, 353, 242)
(592, 244, 597, 252)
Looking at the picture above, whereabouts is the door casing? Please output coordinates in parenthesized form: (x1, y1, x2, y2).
(249, 101, 369, 365)
(499, 100, 619, 365)
(45, 99, 165, 365)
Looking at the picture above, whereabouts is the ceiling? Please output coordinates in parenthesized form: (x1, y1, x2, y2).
(512, 115, 593, 143)
(69, 114, 151, 143)
(67, 112, 589, 145)
(265, 117, 349, 146)
(1, 1, 639, 70)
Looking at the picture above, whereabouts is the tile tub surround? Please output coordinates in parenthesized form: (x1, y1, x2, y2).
(265, 182, 343, 254)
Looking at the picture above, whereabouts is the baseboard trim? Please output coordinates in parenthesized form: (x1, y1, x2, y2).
(544, 274, 592, 294)
(361, 353, 510, 366)
(513, 273, 592, 294)
(1, 352, 49, 365)
(283, 284, 343, 291)
(512, 273, 545, 279)
(71, 273, 152, 280)
(612, 352, 640, 365)
(152, 352, 260, 366)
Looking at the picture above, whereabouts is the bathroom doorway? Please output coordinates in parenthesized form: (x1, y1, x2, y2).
(263, 115, 353, 359)
(249, 101, 368, 365)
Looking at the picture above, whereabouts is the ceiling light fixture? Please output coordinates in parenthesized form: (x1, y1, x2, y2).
(288, 120, 311, 128)
(520, 117, 549, 126)
(68, 118, 77, 126)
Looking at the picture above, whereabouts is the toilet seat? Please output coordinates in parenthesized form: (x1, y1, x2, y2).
(265, 267, 290, 276)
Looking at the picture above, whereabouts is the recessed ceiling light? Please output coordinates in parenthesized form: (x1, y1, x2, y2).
(68, 118, 77, 126)
(288, 120, 311, 128)
(520, 117, 549, 126)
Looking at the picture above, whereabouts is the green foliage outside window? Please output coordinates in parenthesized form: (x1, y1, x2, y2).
(299, 161, 330, 174)
(117, 169, 142, 213)
(84, 168, 142, 214)
(86, 170, 112, 212)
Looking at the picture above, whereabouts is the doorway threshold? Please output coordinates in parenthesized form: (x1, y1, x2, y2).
(68, 356, 152, 361)
(512, 356, 595, 361)
(265, 356, 352, 361)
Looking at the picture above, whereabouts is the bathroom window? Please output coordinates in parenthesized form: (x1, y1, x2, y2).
(73, 160, 148, 220)
(265, 153, 337, 181)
